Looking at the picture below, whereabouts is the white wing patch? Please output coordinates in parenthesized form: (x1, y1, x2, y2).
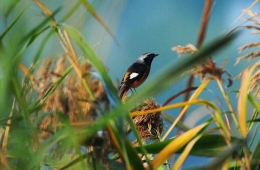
(129, 72, 139, 79)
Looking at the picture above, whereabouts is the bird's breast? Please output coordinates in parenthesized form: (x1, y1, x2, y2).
(131, 67, 150, 88)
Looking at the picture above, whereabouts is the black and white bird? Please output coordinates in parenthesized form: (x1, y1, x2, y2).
(118, 52, 159, 100)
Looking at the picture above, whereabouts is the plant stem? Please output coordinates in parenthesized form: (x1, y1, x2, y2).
(216, 79, 242, 136)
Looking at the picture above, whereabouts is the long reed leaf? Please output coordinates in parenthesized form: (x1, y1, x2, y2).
(151, 122, 209, 169)
(0, 8, 26, 40)
(172, 135, 202, 170)
(238, 61, 260, 138)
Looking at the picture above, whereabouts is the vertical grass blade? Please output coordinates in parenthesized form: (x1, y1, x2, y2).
(237, 61, 260, 138)
(0, 8, 26, 40)
(237, 69, 250, 138)
(65, 25, 119, 102)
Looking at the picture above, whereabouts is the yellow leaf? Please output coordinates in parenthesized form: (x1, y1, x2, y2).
(172, 135, 201, 170)
(150, 122, 209, 169)
(162, 79, 210, 141)
(237, 61, 260, 138)
(237, 70, 250, 138)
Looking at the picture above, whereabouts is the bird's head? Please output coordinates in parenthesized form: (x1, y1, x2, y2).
(137, 52, 159, 65)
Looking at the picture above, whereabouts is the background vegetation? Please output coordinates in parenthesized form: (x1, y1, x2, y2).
(0, 0, 260, 169)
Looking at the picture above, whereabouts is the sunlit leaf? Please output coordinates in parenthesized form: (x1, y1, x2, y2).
(237, 69, 250, 138)
(136, 134, 235, 156)
(238, 61, 260, 138)
(173, 135, 202, 170)
(151, 122, 209, 169)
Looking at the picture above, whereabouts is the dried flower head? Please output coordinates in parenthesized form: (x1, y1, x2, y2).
(172, 43, 232, 86)
(172, 44, 198, 57)
(235, 11, 260, 98)
(130, 98, 164, 141)
(191, 59, 233, 87)
(30, 56, 109, 138)
(248, 68, 260, 97)
(37, 56, 67, 138)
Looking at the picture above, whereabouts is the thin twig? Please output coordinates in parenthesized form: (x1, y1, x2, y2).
(180, 0, 213, 135)
(163, 87, 198, 106)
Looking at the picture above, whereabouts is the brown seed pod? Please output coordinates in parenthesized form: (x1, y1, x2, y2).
(130, 98, 164, 141)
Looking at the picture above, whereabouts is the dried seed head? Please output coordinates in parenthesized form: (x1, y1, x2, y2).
(172, 42, 232, 87)
(172, 44, 198, 57)
(191, 59, 233, 87)
(235, 11, 260, 98)
(130, 98, 164, 141)
(29, 56, 108, 138)
(249, 69, 260, 93)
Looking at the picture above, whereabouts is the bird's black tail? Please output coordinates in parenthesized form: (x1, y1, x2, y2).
(119, 87, 129, 101)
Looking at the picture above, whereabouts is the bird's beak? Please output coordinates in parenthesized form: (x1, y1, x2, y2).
(154, 54, 159, 57)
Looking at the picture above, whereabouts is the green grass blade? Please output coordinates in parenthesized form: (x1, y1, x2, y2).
(65, 25, 119, 103)
(125, 139, 145, 170)
(31, 29, 55, 65)
(30, 129, 71, 169)
(59, 1, 81, 23)
(20, 7, 61, 43)
(0, 8, 27, 40)
(251, 138, 260, 169)
(41, 66, 73, 101)
(10, 77, 31, 124)
(248, 94, 260, 113)
(0, 49, 13, 118)
(126, 115, 153, 169)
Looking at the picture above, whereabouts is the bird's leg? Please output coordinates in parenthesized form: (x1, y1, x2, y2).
(129, 88, 137, 95)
